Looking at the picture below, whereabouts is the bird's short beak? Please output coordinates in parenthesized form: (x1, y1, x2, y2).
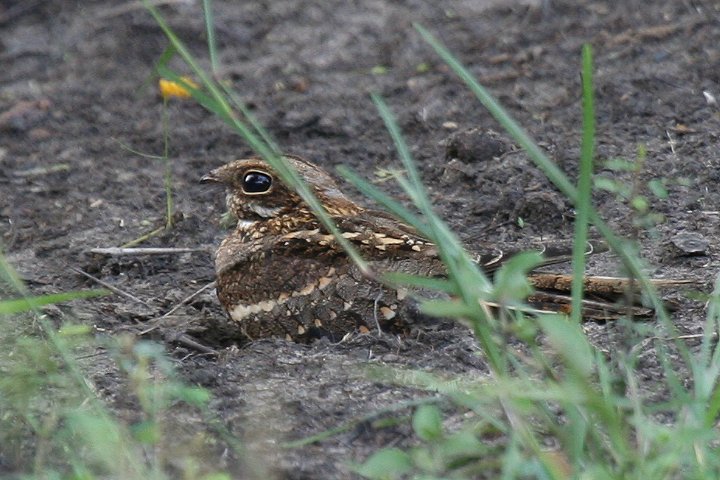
(200, 170, 220, 184)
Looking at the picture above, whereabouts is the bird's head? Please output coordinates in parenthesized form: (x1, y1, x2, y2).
(201, 155, 362, 232)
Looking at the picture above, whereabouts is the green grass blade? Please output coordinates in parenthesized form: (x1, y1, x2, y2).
(413, 24, 576, 201)
(370, 94, 485, 284)
(146, 2, 274, 161)
(335, 165, 427, 232)
(0, 290, 110, 315)
(370, 94, 444, 241)
(144, 1, 369, 274)
(0, 252, 27, 296)
(152, 43, 177, 80)
(414, 22, 692, 371)
(219, 81, 282, 156)
(701, 277, 720, 369)
(369, 93, 503, 374)
(704, 378, 720, 428)
(537, 315, 593, 378)
(156, 65, 233, 124)
(570, 44, 595, 323)
(382, 272, 457, 294)
(420, 299, 481, 318)
(202, 0, 218, 74)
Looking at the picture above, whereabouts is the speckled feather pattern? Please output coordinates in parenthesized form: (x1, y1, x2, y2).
(203, 155, 674, 343)
(205, 155, 446, 341)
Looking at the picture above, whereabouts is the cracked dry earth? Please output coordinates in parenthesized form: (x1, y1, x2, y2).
(2, 0, 720, 478)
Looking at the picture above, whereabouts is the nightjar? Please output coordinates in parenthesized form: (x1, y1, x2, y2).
(201, 155, 667, 342)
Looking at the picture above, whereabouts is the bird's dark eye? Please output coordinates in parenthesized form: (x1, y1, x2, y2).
(242, 171, 272, 194)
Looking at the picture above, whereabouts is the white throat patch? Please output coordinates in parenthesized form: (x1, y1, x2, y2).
(248, 202, 282, 218)
(236, 219, 257, 230)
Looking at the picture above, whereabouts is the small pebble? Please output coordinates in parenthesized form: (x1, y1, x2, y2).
(670, 232, 709, 255)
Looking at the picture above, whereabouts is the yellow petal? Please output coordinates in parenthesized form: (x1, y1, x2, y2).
(159, 76, 198, 100)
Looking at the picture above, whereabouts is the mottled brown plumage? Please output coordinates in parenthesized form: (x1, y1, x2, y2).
(201, 155, 679, 342)
(201, 155, 449, 341)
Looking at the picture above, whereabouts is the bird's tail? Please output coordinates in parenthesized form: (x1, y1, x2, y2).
(477, 238, 696, 320)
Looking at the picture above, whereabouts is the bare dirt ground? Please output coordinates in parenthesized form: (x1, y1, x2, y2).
(2, 0, 720, 477)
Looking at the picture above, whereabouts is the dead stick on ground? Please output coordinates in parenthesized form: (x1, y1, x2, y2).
(73, 267, 217, 355)
(140, 281, 217, 336)
(676, 333, 718, 341)
(160, 281, 216, 319)
(71, 267, 149, 306)
(88, 247, 211, 256)
(168, 333, 217, 355)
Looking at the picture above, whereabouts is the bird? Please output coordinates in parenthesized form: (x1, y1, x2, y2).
(200, 154, 680, 343)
